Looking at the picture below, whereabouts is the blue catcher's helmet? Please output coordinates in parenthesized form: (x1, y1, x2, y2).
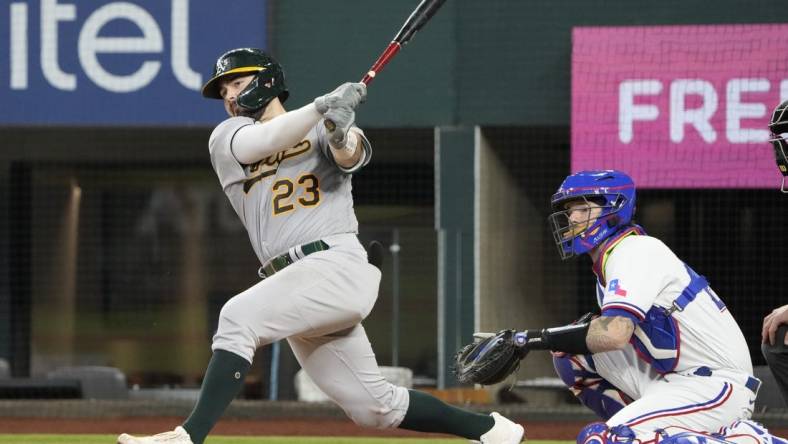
(548, 170, 636, 259)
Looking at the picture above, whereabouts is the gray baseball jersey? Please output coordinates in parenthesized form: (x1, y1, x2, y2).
(207, 115, 408, 430)
(209, 116, 372, 264)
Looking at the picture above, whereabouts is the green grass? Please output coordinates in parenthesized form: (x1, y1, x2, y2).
(0, 436, 569, 444)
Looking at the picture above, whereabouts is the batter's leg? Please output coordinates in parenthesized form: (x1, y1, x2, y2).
(180, 256, 365, 444)
(289, 324, 522, 441)
(181, 350, 250, 444)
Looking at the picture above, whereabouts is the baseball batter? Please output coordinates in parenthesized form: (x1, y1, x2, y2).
(117, 48, 524, 444)
(469, 170, 784, 444)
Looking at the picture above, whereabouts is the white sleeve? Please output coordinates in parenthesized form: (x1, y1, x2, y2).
(231, 103, 323, 164)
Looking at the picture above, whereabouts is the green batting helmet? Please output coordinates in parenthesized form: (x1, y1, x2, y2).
(201, 48, 289, 112)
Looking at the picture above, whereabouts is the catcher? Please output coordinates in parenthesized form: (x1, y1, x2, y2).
(456, 170, 787, 444)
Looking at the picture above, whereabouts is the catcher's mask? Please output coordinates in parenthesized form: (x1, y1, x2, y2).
(769, 100, 788, 193)
(548, 170, 636, 260)
(201, 48, 289, 113)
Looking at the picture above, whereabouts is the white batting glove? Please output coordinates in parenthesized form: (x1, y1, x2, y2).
(314, 82, 367, 115)
(324, 106, 355, 147)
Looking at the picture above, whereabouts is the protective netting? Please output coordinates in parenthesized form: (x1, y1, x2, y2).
(569, 23, 788, 366)
(481, 126, 788, 412)
(0, 127, 435, 410)
(1, 0, 787, 427)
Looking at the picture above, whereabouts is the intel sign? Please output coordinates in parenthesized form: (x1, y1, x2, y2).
(0, 0, 268, 125)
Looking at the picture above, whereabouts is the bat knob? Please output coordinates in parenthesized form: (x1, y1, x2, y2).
(324, 119, 336, 132)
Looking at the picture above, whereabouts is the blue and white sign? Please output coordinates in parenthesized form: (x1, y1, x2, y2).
(0, 0, 268, 125)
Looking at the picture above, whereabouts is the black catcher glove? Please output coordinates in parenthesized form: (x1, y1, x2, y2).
(453, 312, 598, 385)
(453, 329, 528, 385)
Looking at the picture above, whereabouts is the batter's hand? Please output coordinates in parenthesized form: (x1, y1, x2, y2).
(324, 105, 355, 147)
(762, 304, 788, 346)
(314, 82, 367, 115)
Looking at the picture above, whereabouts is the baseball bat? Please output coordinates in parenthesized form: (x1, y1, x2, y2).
(325, 0, 447, 131)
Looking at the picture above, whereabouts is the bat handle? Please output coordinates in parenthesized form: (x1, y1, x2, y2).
(361, 42, 401, 86)
(360, 73, 375, 85)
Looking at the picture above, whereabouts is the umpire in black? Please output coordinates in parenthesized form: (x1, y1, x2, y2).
(763, 100, 788, 405)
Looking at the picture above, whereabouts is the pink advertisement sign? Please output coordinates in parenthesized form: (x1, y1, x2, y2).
(572, 24, 788, 188)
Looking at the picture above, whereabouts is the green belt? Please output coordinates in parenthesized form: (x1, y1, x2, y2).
(257, 240, 329, 279)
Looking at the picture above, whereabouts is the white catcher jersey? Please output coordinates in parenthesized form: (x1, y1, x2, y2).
(209, 116, 372, 264)
(594, 229, 752, 377)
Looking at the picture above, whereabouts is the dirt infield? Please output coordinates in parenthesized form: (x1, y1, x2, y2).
(1, 417, 786, 439)
(0, 417, 586, 439)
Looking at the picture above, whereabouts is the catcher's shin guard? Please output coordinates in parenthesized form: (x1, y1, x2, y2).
(553, 353, 631, 420)
(577, 422, 637, 444)
(657, 432, 742, 444)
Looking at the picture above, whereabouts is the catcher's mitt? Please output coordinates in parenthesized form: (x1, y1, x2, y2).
(453, 329, 528, 385)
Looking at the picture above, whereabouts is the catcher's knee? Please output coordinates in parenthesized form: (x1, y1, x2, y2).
(577, 423, 636, 444)
(553, 352, 594, 389)
(553, 354, 631, 420)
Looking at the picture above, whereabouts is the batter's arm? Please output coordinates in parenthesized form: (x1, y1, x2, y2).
(324, 127, 372, 174)
(331, 129, 365, 169)
(232, 103, 323, 165)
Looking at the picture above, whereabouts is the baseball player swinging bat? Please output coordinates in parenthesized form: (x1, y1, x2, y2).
(324, 0, 447, 131)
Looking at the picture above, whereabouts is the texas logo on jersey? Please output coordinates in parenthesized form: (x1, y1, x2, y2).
(608, 279, 627, 297)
